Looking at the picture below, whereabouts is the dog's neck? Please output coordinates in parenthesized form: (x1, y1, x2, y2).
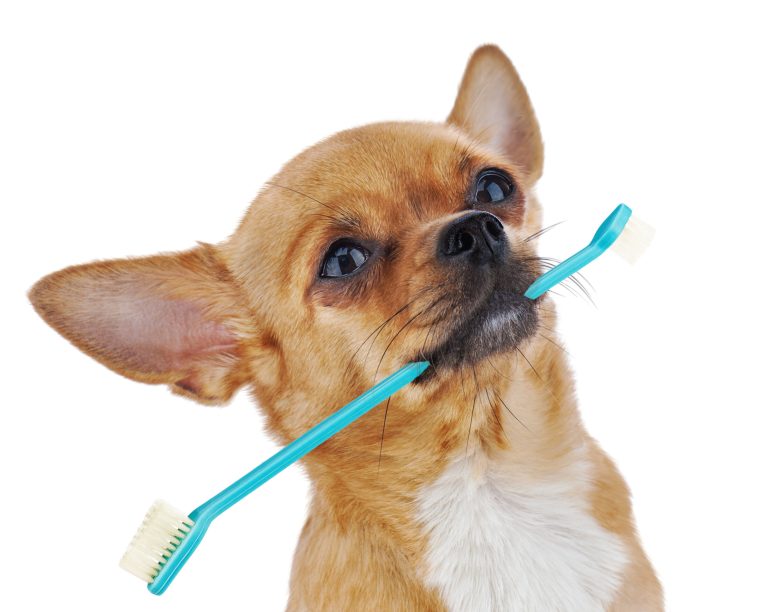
(295, 311, 586, 557)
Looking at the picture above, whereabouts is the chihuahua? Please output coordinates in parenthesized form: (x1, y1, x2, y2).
(30, 45, 662, 611)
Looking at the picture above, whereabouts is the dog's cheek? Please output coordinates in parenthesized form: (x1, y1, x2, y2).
(521, 190, 543, 239)
(248, 331, 287, 392)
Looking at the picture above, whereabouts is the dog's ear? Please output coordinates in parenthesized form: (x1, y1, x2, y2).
(29, 243, 253, 405)
(448, 45, 543, 183)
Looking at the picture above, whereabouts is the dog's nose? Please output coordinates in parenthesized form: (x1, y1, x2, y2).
(438, 211, 506, 265)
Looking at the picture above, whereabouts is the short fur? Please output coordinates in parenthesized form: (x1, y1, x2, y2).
(30, 45, 662, 610)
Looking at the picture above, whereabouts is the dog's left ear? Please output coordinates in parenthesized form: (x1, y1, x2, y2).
(29, 243, 253, 405)
(448, 45, 544, 183)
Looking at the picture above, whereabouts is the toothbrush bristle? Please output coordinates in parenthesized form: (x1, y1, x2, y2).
(119, 500, 194, 583)
(611, 214, 655, 264)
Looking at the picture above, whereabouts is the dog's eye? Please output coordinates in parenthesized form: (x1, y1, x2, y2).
(474, 169, 515, 204)
(320, 241, 370, 278)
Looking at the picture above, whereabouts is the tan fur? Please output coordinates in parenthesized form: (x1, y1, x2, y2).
(29, 45, 662, 610)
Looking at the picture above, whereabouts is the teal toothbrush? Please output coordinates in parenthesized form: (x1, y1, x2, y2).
(524, 203, 654, 299)
(120, 204, 652, 595)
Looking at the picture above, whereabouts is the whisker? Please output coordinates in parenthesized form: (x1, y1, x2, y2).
(486, 355, 513, 381)
(521, 254, 597, 304)
(419, 302, 445, 356)
(535, 304, 557, 313)
(556, 278, 596, 307)
(521, 255, 562, 265)
(372, 309, 427, 382)
(266, 181, 355, 224)
(343, 302, 412, 382)
(572, 269, 596, 294)
(465, 391, 477, 460)
(376, 397, 391, 476)
(470, 364, 481, 396)
(415, 301, 452, 380)
(486, 389, 511, 447)
(538, 333, 570, 356)
(515, 343, 567, 411)
(516, 346, 543, 383)
(567, 274, 597, 306)
(305, 212, 346, 225)
(373, 292, 447, 382)
(493, 388, 530, 432)
(362, 291, 434, 370)
(523, 221, 566, 243)
(343, 282, 444, 381)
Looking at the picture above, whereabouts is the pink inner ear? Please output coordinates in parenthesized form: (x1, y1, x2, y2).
(82, 293, 238, 374)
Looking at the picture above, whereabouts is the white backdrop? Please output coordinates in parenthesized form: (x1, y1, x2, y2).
(2, 2, 763, 610)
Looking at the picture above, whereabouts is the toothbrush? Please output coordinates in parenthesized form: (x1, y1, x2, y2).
(120, 361, 430, 595)
(120, 204, 652, 595)
(524, 203, 654, 299)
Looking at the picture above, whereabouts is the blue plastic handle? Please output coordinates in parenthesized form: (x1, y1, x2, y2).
(523, 204, 632, 299)
(148, 360, 430, 595)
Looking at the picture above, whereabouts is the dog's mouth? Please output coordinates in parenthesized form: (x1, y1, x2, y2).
(412, 264, 539, 381)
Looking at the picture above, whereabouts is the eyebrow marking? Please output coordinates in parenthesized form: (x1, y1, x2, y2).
(324, 216, 366, 234)
(266, 181, 362, 231)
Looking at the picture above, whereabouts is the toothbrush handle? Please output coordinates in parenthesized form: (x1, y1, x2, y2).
(523, 245, 597, 299)
(523, 204, 632, 300)
(189, 361, 430, 522)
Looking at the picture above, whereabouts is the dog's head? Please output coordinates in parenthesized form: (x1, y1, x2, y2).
(30, 45, 546, 444)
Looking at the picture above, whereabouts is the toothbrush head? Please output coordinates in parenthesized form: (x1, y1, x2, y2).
(610, 209, 655, 264)
(119, 500, 194, 586)
(590, 203, 655, 265)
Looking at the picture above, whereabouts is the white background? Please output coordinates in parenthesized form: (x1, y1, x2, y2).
(2, 1, 763, 610)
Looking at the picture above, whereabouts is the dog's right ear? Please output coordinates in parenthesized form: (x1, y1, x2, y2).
(448, 45, 544, 183)
(29, 243, 254, 405)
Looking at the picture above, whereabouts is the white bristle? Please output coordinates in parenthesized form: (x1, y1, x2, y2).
(611, 214, 655, 264)
(119, 500, 194, 583)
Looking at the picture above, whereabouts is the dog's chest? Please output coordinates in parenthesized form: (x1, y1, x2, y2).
(415, 454, 628, 612)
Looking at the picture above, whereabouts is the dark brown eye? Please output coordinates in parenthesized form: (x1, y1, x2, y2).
(474, 169, 515, 204)
(320, 241, 370, 278)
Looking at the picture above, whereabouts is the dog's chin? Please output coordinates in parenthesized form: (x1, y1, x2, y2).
(413, 292, 538, 383)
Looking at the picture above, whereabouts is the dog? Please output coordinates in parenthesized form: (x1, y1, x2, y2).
(30, 45, 663, 611)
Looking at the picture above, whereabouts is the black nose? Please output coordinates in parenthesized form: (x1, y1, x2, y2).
(438, 211, 506, 264)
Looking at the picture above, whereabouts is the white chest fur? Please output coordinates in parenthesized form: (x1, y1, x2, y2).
(415, 452, 628, 612)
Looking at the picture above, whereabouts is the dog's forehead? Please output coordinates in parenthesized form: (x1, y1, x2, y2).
(287, 122, 475, 210)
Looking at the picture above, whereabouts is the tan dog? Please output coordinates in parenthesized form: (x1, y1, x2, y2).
(30, 45, 662, 611)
